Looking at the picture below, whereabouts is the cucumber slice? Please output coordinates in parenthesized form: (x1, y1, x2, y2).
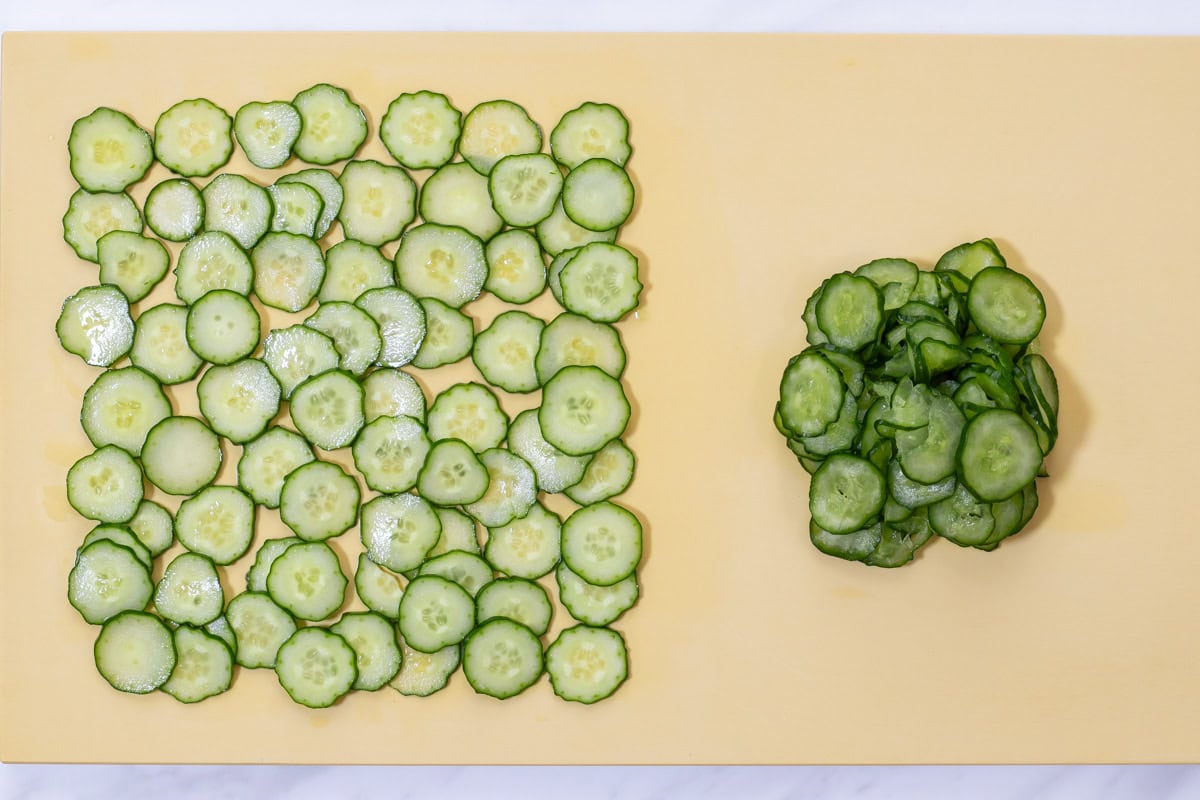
(426, 382, 509, 453)
(967, 267, 1046, 345)
(398, 575, 475, 653)
(484, 228, 548, 304)
(354, 553, 404, 620)
(238, 426, 315, 508)
(145, 178, 204, 242)
(275, 628, 357, 708)
(154, 98, 233, 177)
(550, 102, 631, 169)
(562, 158, 634, 232)
(69, 107, 154, 192)
(464, 449, 537, 528)
(197, 358, 281, 443)
(81, 367, 172, 457)
(895, 391, 966, 485)
(416, 438, 488, 506)
(556, 562, 638, 627)
(545, 624, 628, 704)
(291, 83, 368, 165)
(319, 239, 394, 303)
(535, 312, 626, 384)
(352, 414, 430, 494)
(277, 168, 344, 239)
(185, 289, 261, 365)
(929, 482, 996, 546)
(428, 507, 482, 558)
(815, 272, 884, 351)
(389, 636, 460, 697)
(395, 223, 488, 309)
(174, 231, 253, 304)
(68, 539, 152, 625)
(305, 302, 383, 376)
(338, 159, 417, 246)
(267, 182, 324, 236)
(360, 493, 441, 573)
(289, 369, 365, 451)
(463, 618, 543, 699)
(63, 189, 142, 262)
(225, 591, 296, 669)
(174, 485, 256, 565)
(141, 416, 221, 496)
(559, 242, 641, 323)
(778, 350, 844, 438)
(472, 311, 544, 393)
(161, 625, 234, 703)
(154, 552, 223, 626)
(412, 298, 474, 370)
(202, 173, 271, 249)
(330, 611, 403, 691)
(476, 577, 553, 636)
(564, 439, 635, 505)
(419, 161, 504, 241)
(539, 365, 630, 456)
(56, 285, 133, 367)
(547, 247, 579, 305)
(935, 237, 1006, 280)
(888, 458, 956, 509)
(93, 611, 176, 694)
(279, 460, 361, 541)
(234, 100, 301, 169)
(262, 324, 340, 399)
(66, 445, 143, 524)
(266, 541, 347, 621)
(362, 367, 426, 423)
(560, 502, 641, 587)
(80, 525, 151, 570)
(507, 408, 590, 494)
(204, 616, 238, 657)
(246, 537, 302, 593)
(127, 499, 174, 557)
(459, 100, 542, 176)
(958, 408, 1043, 502)
(380, 90, 462, 170)
(486, 502, 562, 580)
(489, 153, 562, 228)
(418, 550, 493, 597)
(97, 231, 169, 302)
(809, 454, 886, 535)
(856, 257, 920, 311)
(536, 200, 617, 257)
(252, 231, 325, 313)
(355, 287, 427, 367)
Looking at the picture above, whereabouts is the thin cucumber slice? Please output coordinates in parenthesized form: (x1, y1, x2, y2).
(246, 537, 302, 593)
(93, 611, 176, 694)
(395, 223, 488, 309)
(472, 311, 544, 393)
(145, 178, 204, 242)
(888, 458, 956, 509)
(319, 239, 394, 303)
(279, 460, 361, 541)
(305, 302, 383, 376)
(815, 272, 884, 351)
(352, 414, 431, 494)
(967, 267, 1046, 345)
(556, 562, 638, 627)
(362, 368, 426, 423)
(930, 482, 995, 546)
(81, 366, 171, 457)
(560, 501, 641, 587)
(476, 577, 553, 636)
(63, 189, 142, 262)
(935, 238, 1006, 280)
(234, 100, 301, 169)
(489, 153, 562, 228)
(539, 365, 630, 457)
(808, 518, 882, 561)
(856, 257, 920, 311)
(225, 591, 296, 669)
(238, 426, 315, 508)
(331, 611, 403, 691)
(412, 298, 474, 370)
(202, 173, 272, 249)
(97, 231, 169, 302)
(289, 369, 365, 451)
(355, 553, 404, 620)
(251, 231, 325, 312)
(355, 287, 427, 367)
(68, 540, 152, 625)
(486, 502, 562, 580)
(416, 438, 488, 506)
(895, 392, 966, 485)
(80, 525, 151, 569)
(958, 408, 1043, 502)
(809, 454, 886, 535)
(564, 439, 635, 505)
(419, 161, 503, 241)
(338, 159, 417, 246)
(292, 83, 368, 165)
(161, 625, 234, 703)
(547, 247, 579, 305)
(66, 445, 143, 524)
(204, 616, 237, 657)
(463, 618, 543, 699)
(360, 493, 441, 573)
(484, 228, 547, 304)
(262, 324, 340, 399)
(174, 231, 253, 304)
(56, 285, 133, 367)
(69, 107, 153, 192)
(562, 158, 634, 232)
(535, 200, 617, 258)
(535, 312, 626, 384)
(141, 416, 221, 496)
(778, 350, 844, 438)
(197, 358, 281, 443)
(275, 628, 357, 708)
(154, 552, 223, 626)
(426, 382, 509, 453)
(419, 551, 493, 597)
(128, 499, 174, 557)
(428, 507, 482, 558)
(266, 541, 347, 621)
(550, 102, 631, 169)
(559, 243, 642, 323)
(185, 289, 261, 365)
(507, 408, 590, 494)
(398, 574, 475, 653)
(545, 624, 628, 704)
(389, 637, 460, 697)
(459, 100, 542, 176)
(174, 485, 256, 565)
(267, 182, 324, 236)
(277, 168, 343, 239)
(862, 522, 923, 568)
(380, 90, 462, 169)
(154, 98, 233, 177)
(464, 449, 537, 528)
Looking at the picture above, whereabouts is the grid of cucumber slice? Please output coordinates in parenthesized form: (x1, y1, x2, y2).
(57, 85, 642, 708)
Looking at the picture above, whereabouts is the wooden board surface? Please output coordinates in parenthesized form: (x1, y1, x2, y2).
(2, 32, 1199, 764)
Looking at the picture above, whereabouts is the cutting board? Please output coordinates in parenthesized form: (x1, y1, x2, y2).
(2, 32, 1198, 765)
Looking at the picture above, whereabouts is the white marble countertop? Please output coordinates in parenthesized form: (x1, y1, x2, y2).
(4, 1, 1199, 796)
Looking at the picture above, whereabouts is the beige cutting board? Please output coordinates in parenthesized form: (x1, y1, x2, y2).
(2, 32, 1198, 765)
